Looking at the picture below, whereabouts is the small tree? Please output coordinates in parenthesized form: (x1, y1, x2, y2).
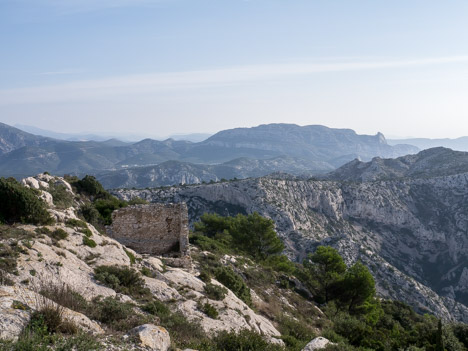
(304, 246, 346, 303)
(194, 213, 231, 238)
(435, 319, 444, 351)
(229, 212, 284, 260)
(339, 261, 376, 314)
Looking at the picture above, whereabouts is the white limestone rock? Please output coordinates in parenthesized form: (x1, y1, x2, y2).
(302, 337, 332, 350)
(129, 324, 171, 351)
(0, 286, 103, 340)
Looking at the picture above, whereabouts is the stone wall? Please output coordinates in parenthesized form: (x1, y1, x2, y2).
(108, 203, 189, 257)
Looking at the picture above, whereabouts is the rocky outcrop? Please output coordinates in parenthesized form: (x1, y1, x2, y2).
(302, 337, 332, 350)
(114, 160, 468, 322)
(0, 285, 103, 340)
(129, 324, 171, 351)
(1, 174, 284, 346)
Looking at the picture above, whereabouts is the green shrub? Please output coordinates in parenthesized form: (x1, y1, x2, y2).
(88, 296, 151, 331)
(193, 212, 284, 261)
(79, 228, 93, 237)
(93, 197, 127, 225)
(79, 203, 101, 228)
(29, 303, 77, 335)
(48, 184, 74, 209)
(94, 265, 149, 298)
(214, 266, 251, 306)
(198, 270, 212, 283)
(82, 237, 97, 248)
(194, 213, 232, 238)
(90, 296, 132, 324)
(199, 302, 218, 319)
(142, 299, 171, 317)
(204, 283, 228, 300)
(279, 317, 316, 350)
(72, 175, 106, 198)
(213, 329, 283, 351)
(263, 254, 296, 274)
(0, 269, 14, 286)
(53, 332, 103, 351)
(124, 248, 136, 264)
(189, 232, 232, 255)
(51, 228, 68, 241)
(0, 178, 53, 225)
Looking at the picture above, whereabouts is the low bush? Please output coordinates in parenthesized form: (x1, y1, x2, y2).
(0, 226, 34, 276)
(124, 248, 136, 264)
(199, 302, 219, 319)
(48, 184, 74, 209)
(93, 197, 127, 225)
(214, 266, 251, 306)
(204, 283, 228, 301)
(79, 203, 101, 228)
(79, 228, 93, 237)
(51, 228, 68, 241)
(213, 329, 283, 351)
(0, 178, 53, 225)
(94, 265, 149, 299)
(142, 299, 171, 317)
(82, 237, 97, 248)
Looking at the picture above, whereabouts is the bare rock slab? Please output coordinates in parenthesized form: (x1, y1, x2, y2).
(130, 324, 171, 351)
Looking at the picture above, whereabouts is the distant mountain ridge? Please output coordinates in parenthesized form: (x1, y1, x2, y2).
(0, 122, 418, 181)
(325, 147, 468, 182)
(388, 136, 468, 152)
(96, 156, 331, 189)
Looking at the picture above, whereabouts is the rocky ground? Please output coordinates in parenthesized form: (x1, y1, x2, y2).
(1, 174, 327, 350)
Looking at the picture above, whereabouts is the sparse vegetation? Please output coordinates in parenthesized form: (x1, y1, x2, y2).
(199, 301, 219, 319)
(93, 265, 150, 299)
(51, 228, 68, 241)
(204, 283, 228, 300)
(82, 237, 96, 248)
(47, 183, 74, 209)
(214, 266, 251, 306)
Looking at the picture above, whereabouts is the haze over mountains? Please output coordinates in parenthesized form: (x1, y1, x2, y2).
(1, 122, 417, 184)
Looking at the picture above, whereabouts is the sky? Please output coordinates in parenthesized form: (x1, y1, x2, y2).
(1, 0, 468, 139)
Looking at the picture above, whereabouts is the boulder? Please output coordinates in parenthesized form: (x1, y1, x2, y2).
(129, 324, 171, 351)
(302, 337, 332, 350)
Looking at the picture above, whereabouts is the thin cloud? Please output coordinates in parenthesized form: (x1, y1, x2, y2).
(1, 56, 468, 106)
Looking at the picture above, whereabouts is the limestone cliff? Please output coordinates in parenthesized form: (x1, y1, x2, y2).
(115, 154, 468, 322)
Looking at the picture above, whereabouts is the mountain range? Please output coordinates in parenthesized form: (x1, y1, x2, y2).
(0, 122, 417, 182)
(113, 147, 468, 323)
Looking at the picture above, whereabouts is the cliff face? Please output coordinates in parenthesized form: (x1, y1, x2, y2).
(114, 172, 468, 322)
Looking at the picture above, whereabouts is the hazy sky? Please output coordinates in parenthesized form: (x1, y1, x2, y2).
(1, 0, 468, 139)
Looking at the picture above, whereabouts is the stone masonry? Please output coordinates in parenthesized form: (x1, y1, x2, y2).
(108, 203, 189, 258)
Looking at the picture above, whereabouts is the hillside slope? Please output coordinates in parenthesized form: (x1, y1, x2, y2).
(115, 149, 468, 323)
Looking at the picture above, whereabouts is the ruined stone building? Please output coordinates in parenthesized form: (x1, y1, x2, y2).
(108, 203, 189, 265)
